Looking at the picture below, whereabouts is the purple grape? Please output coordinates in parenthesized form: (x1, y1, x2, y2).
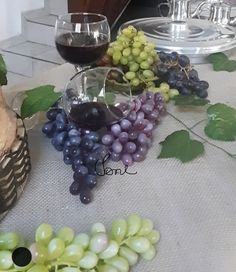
(70, 181, 80, 195)
(119, 132, 129, 144)
(70, 136, 81, 146)
(154, 93, 164, 103)
(110, 152, 121, 162)
(75, 165, 88, 176)
(67, 122, 77, 130)
(138, 94, 147, 104)
(138, 146, 148, 156)
(120, 119, 132, 131)
(102, 134, 114, 146)
(128, 111, 137, 122)
(118, 102, 129, 112)
(85, 175, 97, 189)
(136, 111, 145, 120)
(46, 109, 59, 121)
(134, 119, 146, 131)
(134, 99, 142, 111)
(42, 121, 55, 137)
(132, 152, 145, 162)
(143, 122, 154, 133)
(86, 153, 98, 165)
(146, 92, 154, 100)
(56, 121, 66, 131)
(51, 138, 63, 151)
(81, 139, 94, 150)
(80, 189, 92, 204)
(64, 155, 72, 165)
(141, 104, 154, 115)
(129, 130, 138, 140)
(73, 156, 83, 167)
(122, 154, 133, 166)
(149, 110, 159, 121)
(68, 129, 80, 137)
(56, 113, 66, 124)
(111, 124, 121, 137)
(112, 141, 123, 153)
(137, 133, 148, 145)
(129, 101, 136, 111)
(86, 132, 99, 142)
(124, 142, 136, 154)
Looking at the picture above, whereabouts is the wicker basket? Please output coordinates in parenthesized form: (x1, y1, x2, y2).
(0, 115, 31, 220)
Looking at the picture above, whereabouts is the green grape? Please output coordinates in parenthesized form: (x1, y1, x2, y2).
(140, 52, 148, 60)
(120, 57, 128, 65)
(0, 232, 19, 250)
(111, 219, 127, 243)
(98, 264, 119, 272)
(131, 48, 141, 57)
(48, 238, 65, 260)
(143, 70, 155, 79)
(131, 78, 140, 87)
(146, 56, 154, 65)
(61, 268, 81, 272)
(150, 50, 157, 57)
(136, 56, 143, 64)
(146, 230, 160, 244)
(141, 245, 156, 261)
(138, 219, 153, 236)
(73, 233, 89, 249)
(127, 55, 134, 62)
(89, 233, 108, 254)
(14, 262, 33, 271)
(57, 227, 75, 245)
(137, 30, 144, 36)
(125, 72, 136, 80)
(29, 242, 47, 264)
(119, 246, 138, 266)
(160, 82, 170, 93)
(169, 88, 180, 98)
(132, 41, 142, 48)
(35, 224, 53, 244)
(140, 61, 150, 70)
(27, 264, 49, 272)
(122, 48, 131, 57)
(129, 63, 139, 72)
(112, 59, 119, 65)
(79, 251, 98, 269)
(144, 46, 152, 53)
(113, 51, 122, 61)
(162, 92, 169, 102)
(91, 223, 106, 234)
(113, 45, 123, 52)
(126, 214, 141, 236)
(0, 250, 13, 270)
(60, 244, 84, 262)
(107, 48, 113, 56)
(126, 237, 150, 253)
(99, 240, 119, 259)
(104, 256, 129, 272)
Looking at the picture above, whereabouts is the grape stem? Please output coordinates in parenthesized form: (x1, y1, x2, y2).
(166, 111, 236, 159)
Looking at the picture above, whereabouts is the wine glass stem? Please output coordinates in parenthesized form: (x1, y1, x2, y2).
(74, 65, 90, 100)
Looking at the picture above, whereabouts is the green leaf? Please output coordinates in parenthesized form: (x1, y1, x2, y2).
(0, 54, 7, 86)
(204, 103, 236, 141)
(158, 130, 205, 163)
(21, 85, 61, 119)
(207, 53, 236, 72)
(172, 95, 210, 106)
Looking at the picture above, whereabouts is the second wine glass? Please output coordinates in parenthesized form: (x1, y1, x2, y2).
(55, 12, 110, 71)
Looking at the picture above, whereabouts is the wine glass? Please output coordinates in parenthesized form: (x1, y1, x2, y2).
(55, 13, 110, 71)
(62, 67, 132, 131)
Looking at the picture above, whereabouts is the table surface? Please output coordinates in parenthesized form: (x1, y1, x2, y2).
(1, 57, 236, 272)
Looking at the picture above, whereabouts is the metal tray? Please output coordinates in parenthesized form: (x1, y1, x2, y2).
(120, 17, 236, 63)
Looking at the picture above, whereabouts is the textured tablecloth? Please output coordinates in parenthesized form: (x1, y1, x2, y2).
(1, 58, 236, 272)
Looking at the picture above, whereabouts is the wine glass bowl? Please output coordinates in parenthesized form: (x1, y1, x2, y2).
(55, 13, 110, 67)
(63, 67, 132, 131)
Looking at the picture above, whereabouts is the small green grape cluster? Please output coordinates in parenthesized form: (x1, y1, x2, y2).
(107, 26, 159, 88)
(0, 214, 160, 272)
(149, 83, 179, 103)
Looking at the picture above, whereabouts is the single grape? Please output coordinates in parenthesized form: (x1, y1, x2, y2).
(132, 152, 145, 162)
(79, 251, 98, 269)
(29, 242, 47, 264)
(90, 223, 106, 234)
(146, 230, 160, 244)
(122, 48, 131, 57)
(112, 141, 123, 154)
(0, 250, 13, 269)
(97, 264, 118, 272)
(170, 51, 178, 62)
(169, 89, 179, 98)
(127, 111, 137, 122)
(124, 142, 136, 154)
(70, 136, 81, 146)
(68, 129, 80, 137)
(143, 70, 154, 78)
(141, 244, 156, 260)
(70, 181, 80, 195)
(120, 119, 132, 131)
(73, 233, 90, 249)
(127, 214, 142, 236)
(122, 154, 133, 166)
(57, 227, 75, 245)
(61, 244, 84, 262)
(178, 54, 190, 67)
(85, 175, 97, 189)
(128, 131, 138, 141)
(158, 51, 168, 62)
(75, 165, 88, 176)
(196, 88, 208, 98)
(180, 87, 192, 96)
(111, 219, 127, 243)
(119, 246, 138, 266)
(138, 219, 154, 236)
(89, 233, 108, 254)
(104, 256, 129, 272)
(99, 240, 119, 259)
(35, 224, 53, 244)
(126, 237, 150, 253)
(0, 232, 19, 250)
(80, 189, 92, 204)
(113, 51, 122, 61)
(110, 152, 121, 162)
(102, 134, 114, 146)
(48, 238, 65, 260)
(141, 104, 154, 115)
(118, 132, 129, 144)
(140, 61, 150, 70)
(42, 121, 55, 137)
(125, 71, 136, 80)
(132, 48, 141, 56)
(129, 63, 139, 72)
(111, 124, 122, 137)
(64, 155, 72, 165)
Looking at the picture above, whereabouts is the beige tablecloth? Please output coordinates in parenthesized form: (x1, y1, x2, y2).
(1, 60, 236, 272)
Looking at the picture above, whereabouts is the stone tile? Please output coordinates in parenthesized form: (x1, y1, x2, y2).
(36, 48, 65, 65)
(7, 72, 30, 87)
(4, 42, 54, 58)
(33, 59, 59, 76)
(0, 36, 25, 50)
(49, 0, 68, 15)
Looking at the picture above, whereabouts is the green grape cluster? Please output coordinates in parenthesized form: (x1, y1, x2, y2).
(107, 25, 159, 88)
(0, 214, 160, 272)
(149, 83, 179, 102)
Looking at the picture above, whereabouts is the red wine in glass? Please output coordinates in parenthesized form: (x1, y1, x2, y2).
(56, 32, 109, 65)
(69, 102, 124, 131)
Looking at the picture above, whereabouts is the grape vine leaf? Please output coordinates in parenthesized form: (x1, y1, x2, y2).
(207, 53, 236, 72)
(204, 103, 236, 141)
(0, 54, 7, 86)
(172, 95, 210, 106)
(158, 130, 205, 162)
(21, 85, 61, 119)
